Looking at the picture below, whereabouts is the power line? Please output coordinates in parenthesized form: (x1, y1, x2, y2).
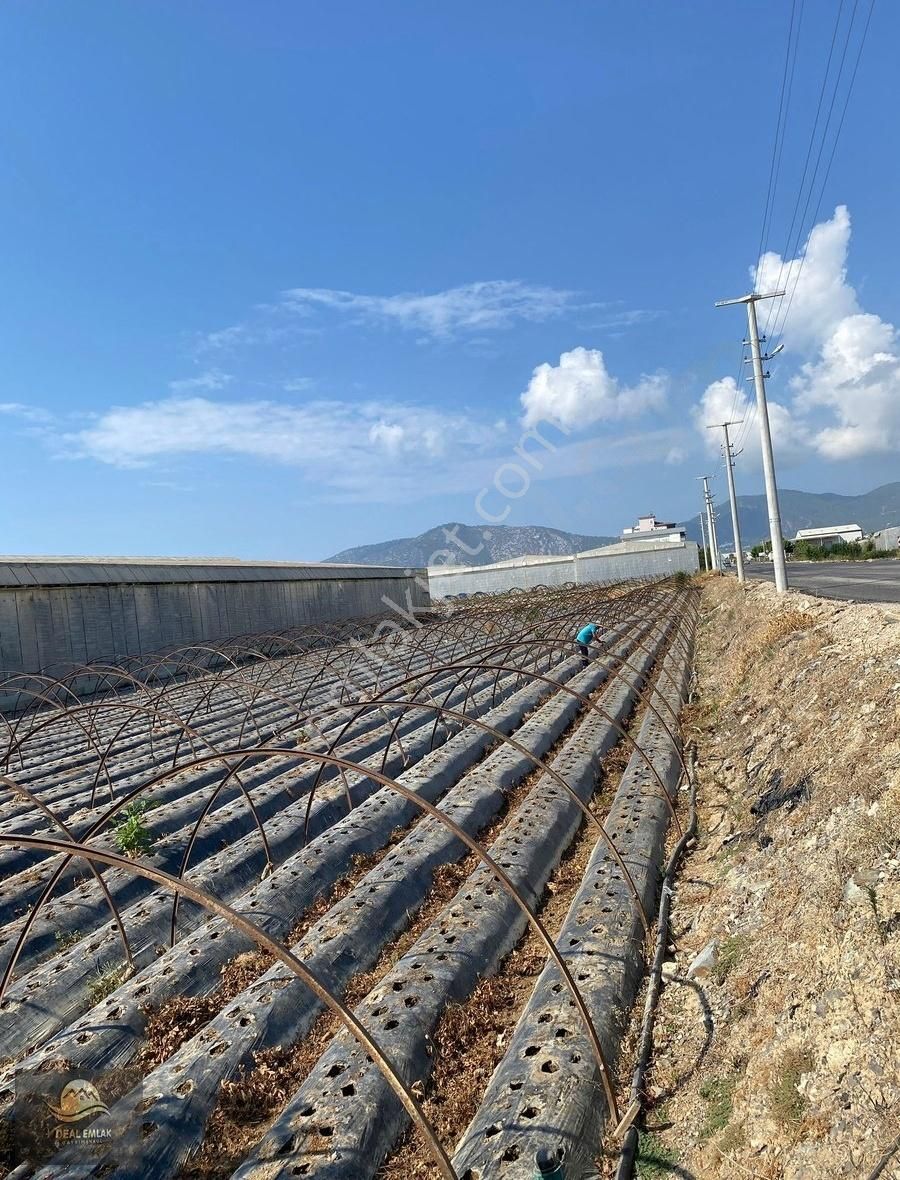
(728, 0, 803, 427)
(717, 0, 876, 489)
(754, 0, 804, 289)
(769, 0, 876, 347)
(761, 0, 856, 339)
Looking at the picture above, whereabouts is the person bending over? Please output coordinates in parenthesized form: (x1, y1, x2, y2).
(575, 621, 602, 666)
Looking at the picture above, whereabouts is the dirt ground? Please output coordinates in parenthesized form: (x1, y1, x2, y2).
(639, 576, 900, 1179)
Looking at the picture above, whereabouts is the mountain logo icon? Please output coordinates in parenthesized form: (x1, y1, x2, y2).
(46, 1080, 109, 1123)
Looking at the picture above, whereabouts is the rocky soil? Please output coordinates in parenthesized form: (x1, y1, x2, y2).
(636, 576, 900, 1180)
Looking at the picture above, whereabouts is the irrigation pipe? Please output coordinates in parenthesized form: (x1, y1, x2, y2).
(866, 1133, 900, 1180)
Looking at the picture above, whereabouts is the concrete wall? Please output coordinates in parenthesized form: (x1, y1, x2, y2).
(576, 541, 698, 583)
(0, 558, 429, 678)
(874, 528, 900, 552)
(428, 541, 699, 598)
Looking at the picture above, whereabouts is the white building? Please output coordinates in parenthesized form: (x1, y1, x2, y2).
(620, 513, 686, 544)
(794, 524, 864, 547)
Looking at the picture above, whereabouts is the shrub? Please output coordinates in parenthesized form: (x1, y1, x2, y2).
(112, 799, 157, 857)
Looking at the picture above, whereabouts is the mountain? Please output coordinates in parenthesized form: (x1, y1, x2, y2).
(681, 481, 900, 549)
(325, 522, 618, 568)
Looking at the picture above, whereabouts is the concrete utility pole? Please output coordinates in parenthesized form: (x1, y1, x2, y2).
(706, 420, 745, 583)
(698, 506, 708, 572)
(715, 290, 788, 593)
(698, 476, 720, 572)
(706, 477, 721, 572)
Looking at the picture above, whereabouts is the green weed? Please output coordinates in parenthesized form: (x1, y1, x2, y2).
(699, 1074, 737, 1139)
(636, 1130, 680, 1177)
(54, 929, 82, 952)
(712, 933, 750, 984)
(112, 799, 157, 857)
(88, 961, 128, 1005)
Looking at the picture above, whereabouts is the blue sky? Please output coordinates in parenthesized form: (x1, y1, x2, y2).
(2, 0, 898, 560)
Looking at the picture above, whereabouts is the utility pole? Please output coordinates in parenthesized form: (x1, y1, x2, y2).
(698, 506, 708, 572)
(706, 420, 745, 583)
(715, 290, 788, 593)
(706, 477, 721, 572)
(698, 476, 720, 572)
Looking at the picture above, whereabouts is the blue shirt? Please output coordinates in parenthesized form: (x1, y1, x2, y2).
(576, 623, 598, 645)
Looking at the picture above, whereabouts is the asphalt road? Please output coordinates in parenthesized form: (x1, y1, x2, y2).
(745, 560, 900, 603)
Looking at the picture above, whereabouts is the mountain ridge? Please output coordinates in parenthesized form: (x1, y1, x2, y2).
(325, 484, 900, 567)
(681, 481, 900, 548)
(325, 522, 617, 568)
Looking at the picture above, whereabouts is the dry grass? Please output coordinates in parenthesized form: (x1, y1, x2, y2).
(767, 1047, 814, 1128)
(635, 577, 900, 1179)
(378, 804, 611, 1179)
(139, 845, 400, 1070)
(725, 608, 816, 697)
(179, 782, 538, 1178)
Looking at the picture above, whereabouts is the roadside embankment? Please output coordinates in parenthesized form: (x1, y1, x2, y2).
(636, 576, 900, 1179)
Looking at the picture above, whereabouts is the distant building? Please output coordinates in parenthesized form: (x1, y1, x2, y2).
(872, 526, 900, 551)
(621, 513, 686, 544)
(794, 524, 864, 547)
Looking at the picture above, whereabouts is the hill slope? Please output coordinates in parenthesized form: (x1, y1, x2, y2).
(325, 522, 618, 568)
(682, 481, 900, 548)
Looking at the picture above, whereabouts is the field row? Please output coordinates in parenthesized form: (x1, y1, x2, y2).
(0, 578, 696, 1179)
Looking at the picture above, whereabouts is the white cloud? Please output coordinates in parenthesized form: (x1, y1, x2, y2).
(694, 376, 751, 439)
(0, 402, 55, 425)
(693, 375, 805, 462)
(793, 312, 900, 458)
(198, 280, 657, 354)
(754, 205, 858, 353)
(368, 421, 406, 453)
(578, 304, 662, 332)
(168, 369, 232, 394)
(520, 346, 667, 430)
(198, 281, 576, 352)
(53, 395, 501, 503)
(199, 324, 254, 352)
(11, 383, 695, 507)
(696, 206, 900, 462)
(279, 280, 573, 338)
(664, 446, 686, 465)
(68, 396, 480, 470)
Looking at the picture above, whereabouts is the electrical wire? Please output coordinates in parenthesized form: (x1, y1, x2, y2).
(754, 0, 804, 292)
(761, 0, 855, 339)
(721, 0, 875, 472)
(728, 0, 803, 428)
(768, 0, 876, 348)
(740, 0, 874, 457)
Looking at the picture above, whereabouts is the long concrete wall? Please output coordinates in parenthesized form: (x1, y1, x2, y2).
(428, 541, 699, 597)
(0, 558, 429, 678)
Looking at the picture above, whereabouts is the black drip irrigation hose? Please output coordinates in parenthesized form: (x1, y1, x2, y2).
(866, 1133, 900, 1180)
(615, 697, 699, 1180)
